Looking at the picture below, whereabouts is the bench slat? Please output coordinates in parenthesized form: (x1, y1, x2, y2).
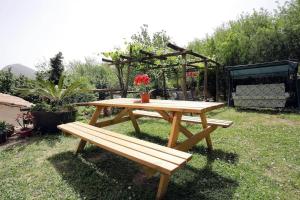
(133, 110, 233, 128)
(58, 123, 190, 175)
(74, 122, 192, 160)
(68, 123, 187, 165)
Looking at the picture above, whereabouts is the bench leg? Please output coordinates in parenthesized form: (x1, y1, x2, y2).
(75, 106, 102, 154)
(156, 174, 170, 200)
(205, 135, 213, 151)
(75, 140, 87, 154)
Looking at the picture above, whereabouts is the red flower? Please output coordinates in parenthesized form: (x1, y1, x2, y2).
(186, 71, 198, 77)
(134, 74, 151, 86)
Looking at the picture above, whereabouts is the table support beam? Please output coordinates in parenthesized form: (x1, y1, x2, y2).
(174, 125, 217, 152)
(167, 112, 182, 147)
(200, 113, 213, 150)
(156, 110, 193, 138)
(128, 109, 140, 133)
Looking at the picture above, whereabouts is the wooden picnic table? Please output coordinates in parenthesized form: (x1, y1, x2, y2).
(77, 98, 229, 153)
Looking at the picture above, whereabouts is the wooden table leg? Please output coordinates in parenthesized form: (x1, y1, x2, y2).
(156, 174, 170, 200)
(75, 106, 103, 154)
(200, 113, 213, 150)
(167, 112, 182, 148)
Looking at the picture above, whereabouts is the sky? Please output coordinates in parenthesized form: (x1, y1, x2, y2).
(0, 0, 288, 69)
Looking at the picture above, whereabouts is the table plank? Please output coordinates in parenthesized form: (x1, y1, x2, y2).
(82, 98, 224, 114)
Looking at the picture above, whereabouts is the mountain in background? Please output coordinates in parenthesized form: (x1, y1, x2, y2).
(1, 64, 36, 79)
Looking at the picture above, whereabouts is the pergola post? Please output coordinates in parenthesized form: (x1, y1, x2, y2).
(181, 54, 188, 100)
(216, 64, 220, 101)
(162, 71, 167, 99)
(204, 60, 208, 101)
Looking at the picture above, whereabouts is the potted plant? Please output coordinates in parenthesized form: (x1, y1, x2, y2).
(5, 123, 14, 137)
(18, 75, 89, 132)
(16, 112, 33, 137)
(134, 74, 151, 103)
(0, 121, 7, 144)
(0, 121, 15, 143)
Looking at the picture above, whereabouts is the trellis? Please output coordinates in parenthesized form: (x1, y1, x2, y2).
(102, 43, 221, 101)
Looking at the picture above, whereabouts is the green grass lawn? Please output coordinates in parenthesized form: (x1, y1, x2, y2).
(1, 108, 299, 199)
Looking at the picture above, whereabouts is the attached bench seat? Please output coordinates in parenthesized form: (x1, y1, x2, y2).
(58, 121, 192, 199)
(133, 110, 233, 128)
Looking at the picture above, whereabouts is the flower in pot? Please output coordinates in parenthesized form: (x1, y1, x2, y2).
(134, 74, 151, 103)
(16, 112, 33, 137)
(18, 75, 90, 132)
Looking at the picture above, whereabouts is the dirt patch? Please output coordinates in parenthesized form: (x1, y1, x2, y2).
(265, 117, 300, 126)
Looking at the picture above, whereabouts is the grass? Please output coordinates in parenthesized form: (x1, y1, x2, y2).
(0, 108, 300, 199)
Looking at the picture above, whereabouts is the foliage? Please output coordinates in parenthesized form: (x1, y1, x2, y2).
(0, 69, 36, 102)
(0, 68, 13, 93)
(102, 24, 176, 96)
(18, 75, 91, 111)
(49, 52, 64, 84)
(35, 60, 50, 81)
(0, 121, 14, 135)
(188, 0, 300, 66)
(67, 58, 118, 89)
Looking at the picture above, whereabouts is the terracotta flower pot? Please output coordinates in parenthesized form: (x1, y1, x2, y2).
(140, 92, 150, 103)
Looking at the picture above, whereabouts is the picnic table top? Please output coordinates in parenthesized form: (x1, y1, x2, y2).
(83, 98, 224, 113)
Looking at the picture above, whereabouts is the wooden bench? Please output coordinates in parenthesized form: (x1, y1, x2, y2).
(133, 110, 233, 128)
(58, 121, 192, 200)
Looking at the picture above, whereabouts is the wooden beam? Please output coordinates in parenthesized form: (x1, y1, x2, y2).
(102, 58, 114, 63)
(168, 112, 182, 148)
(128, 109, 141, 133)
(181, 54, 188, 100)
(76, 106, 103, 154)
(140, 50, 155, 56)
(167, 43, 185, 52)
(120, 55, 132, 60)
(200, 113, 213, 150)
(204, 60, 208, 101)
(216, 64, 220, 101)
(162, 71, 167, 99)
(188, 60, 205, 64)
(156, 174, 170, 200)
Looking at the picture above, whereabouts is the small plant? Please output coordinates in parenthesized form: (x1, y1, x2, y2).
(0, 121, 14, 143)
(16, 112, 33, 130)
(134, 74, 151, 93)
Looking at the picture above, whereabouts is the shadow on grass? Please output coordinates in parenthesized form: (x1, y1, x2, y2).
(129, 131, 239, 165)
(2, 133, 62, 152)
(48, 131, 239, 200)
(235, 107, 300, 115)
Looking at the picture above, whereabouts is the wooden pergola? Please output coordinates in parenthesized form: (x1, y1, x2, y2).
(102, 43, 221, 101)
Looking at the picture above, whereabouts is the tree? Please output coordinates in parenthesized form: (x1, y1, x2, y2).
(0, 68, 13, 93)
(49, 52, 64, 84)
